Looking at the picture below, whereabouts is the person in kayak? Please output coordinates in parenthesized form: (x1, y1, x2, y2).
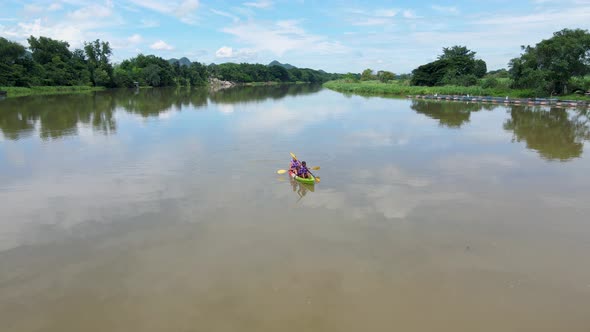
(297, 161, 311, 178)
(290, 157, 301, 174)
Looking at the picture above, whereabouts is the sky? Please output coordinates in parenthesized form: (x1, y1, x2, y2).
(1, 0, 590, 73)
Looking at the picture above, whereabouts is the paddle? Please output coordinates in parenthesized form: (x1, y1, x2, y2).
(309, 170, 320, 183)
(277, 166, 319, 174)
(287, 152, 320, 182)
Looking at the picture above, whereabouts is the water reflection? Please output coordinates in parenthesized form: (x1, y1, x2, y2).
(289, 177, 315, 202)
(0, 84, 321, 141)
(409, 100, 494, 128)
(503, 106, 590, 161)
(208, 84, 322, 104)
(114, 87, 208, 117)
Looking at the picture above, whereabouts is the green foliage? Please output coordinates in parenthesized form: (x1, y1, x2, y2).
(361, 68, 375, 81)
(486, 69, 509, 78)
(342, 73, 360, 83)
(207, 62, 339, 84)
(0, 35, 342, 90)
(84, 39, 113, 87)
(411, 45, 487, 86)
(323, 79, 536, 98)
(377, 70, 395, 83)
(510, 28, 590, 95)
(568, 76, 590, 93)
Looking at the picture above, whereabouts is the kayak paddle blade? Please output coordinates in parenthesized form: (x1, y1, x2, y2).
(277, 169, 287, 174)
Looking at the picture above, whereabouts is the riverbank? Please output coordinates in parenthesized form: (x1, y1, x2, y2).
(323, 80, 590, 100)
(0, 86, 106, 98)
(409, 94, 589, 108)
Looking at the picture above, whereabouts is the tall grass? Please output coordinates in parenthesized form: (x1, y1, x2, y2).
(0, 86, 105, 98)
(323, 80, 539, 98)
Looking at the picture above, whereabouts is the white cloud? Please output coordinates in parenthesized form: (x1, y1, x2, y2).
(347, 8, 400, 26)
(68, 2, 114, 20)
(128, 33, 142, 44)
(210, 8, 239, 22)
(23, 4, 44, 15)
(222, 20, 347, 56)
(215, 46, 256, 59)
(215, 46, 233, 57)
(243, 0, 273, 9)
(128, 0, 199, 24)
(431, 5, 459, 15)
(48, 3, 63, 11)
(0, 0, 124, 48)
(352, 18, 392, 26)
(150, 40, 174, 50)
(374, 8, 399, 17)
(402, 10, 421, 19)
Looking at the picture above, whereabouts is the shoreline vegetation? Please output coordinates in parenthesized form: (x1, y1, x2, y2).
(0, 86, 106, 98)
(322, 80, 590, 101)
(325, 29, 590, 103)
(0, 35, 343, 99)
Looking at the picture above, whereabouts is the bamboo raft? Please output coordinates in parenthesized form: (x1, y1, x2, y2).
(407, 94, 589, 108)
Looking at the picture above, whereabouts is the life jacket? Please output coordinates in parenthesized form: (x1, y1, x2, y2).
(297, 165, 309, 177)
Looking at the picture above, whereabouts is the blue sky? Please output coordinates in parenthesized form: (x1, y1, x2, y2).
(1, 0, 590, 73)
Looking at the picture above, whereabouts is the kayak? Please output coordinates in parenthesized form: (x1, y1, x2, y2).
(288, 170, 315, 184)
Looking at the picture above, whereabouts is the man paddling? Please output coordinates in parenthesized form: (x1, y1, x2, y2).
(297, 161, 311, 179)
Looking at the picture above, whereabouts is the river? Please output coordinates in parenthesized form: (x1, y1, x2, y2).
(1, 85, 589, 331)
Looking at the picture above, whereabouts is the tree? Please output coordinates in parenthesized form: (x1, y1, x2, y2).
(411, 46, 487, 86)
(438, 46, 476, 61)
(361, 68, 375, 81)
(84, 39, 113, 86)
(509, 28, 590, 95)
(377, 70, 395, 83)
(27, 36, 72, 65)
(0, 37, 27, 86)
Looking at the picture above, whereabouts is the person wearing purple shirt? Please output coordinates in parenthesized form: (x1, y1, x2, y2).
(297, 161, 311, 178)
(290, 158, 301, 173)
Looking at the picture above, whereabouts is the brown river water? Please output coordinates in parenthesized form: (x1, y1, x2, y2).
(1, 85, 589, 331)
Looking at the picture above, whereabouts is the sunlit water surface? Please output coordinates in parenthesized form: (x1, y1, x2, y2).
(1, 85, 589, 331)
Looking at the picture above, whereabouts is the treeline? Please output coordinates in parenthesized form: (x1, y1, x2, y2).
(0, 36, 341, 88)
(361, 28, 590, 97)
(208, 63, 341, 83)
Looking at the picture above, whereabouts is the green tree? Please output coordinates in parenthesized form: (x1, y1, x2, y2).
(84, 39, 113, 86)
(411, 46, 487, 86)
(0, 37, 27, 86)
(361, 68, 375, 81)
(377, 70, 395, 83)
(509, 28, 590, 95)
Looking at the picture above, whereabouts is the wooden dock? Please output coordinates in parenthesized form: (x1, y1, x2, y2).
(407, 94, 589, 109)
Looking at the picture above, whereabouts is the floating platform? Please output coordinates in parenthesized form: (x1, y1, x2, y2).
(407, 94, 589, 109)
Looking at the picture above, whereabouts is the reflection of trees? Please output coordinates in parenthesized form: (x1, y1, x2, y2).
(0, 94, 117, 140)
(208, 84, 322, 104)
(114, 87, 207, 117)
(504, 106, 590, 161)
(0, 84, 323, 141)
(410, 100, 485, 128)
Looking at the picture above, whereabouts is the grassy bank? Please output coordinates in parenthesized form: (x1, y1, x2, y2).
(240, 81, 312, 86)
(323, 80, 544, 98)
(0, 86, 105, 98)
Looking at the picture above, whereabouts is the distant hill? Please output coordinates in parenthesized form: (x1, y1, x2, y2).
(168, 57, 192, 66)
(268, 60, 296, 70)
